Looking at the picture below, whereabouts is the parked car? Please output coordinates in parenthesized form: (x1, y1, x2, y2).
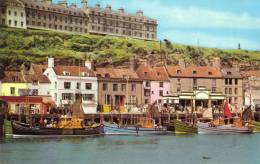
(255, 104, 260, 112)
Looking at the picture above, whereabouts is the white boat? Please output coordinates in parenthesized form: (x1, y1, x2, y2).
(197, 122, 252, 134)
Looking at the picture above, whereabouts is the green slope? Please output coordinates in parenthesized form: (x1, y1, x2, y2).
(0, 27, 259, 70)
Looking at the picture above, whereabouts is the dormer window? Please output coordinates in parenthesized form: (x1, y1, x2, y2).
(63, 71, 70, 76)
(177, 70, 181, 74)
(144, 72, 148, 77)
(105, 73, 110, 78)
(208, 72, 212, 75)
(227, 71, 232, 75)
(193, 70, 197, 74)
(96, 74, 101, 77)
(157, 72, 161, 77)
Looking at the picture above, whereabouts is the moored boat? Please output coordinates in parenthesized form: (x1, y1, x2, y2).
(11, 121, 104, 136)
(251, 121, 260, 133)
(197, 121, 252, 134)
(11, 117, 104, 136)
(173, 120, 198, 134)
(104, 117, 167, 135)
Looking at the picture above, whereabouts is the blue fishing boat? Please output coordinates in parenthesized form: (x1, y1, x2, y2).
(104, 117, 167, 135)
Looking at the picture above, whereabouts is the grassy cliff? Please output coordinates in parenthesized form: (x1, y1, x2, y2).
(0, 27, 260, 70)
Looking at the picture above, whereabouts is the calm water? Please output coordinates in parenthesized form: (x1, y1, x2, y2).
(0, 134, 260, 164)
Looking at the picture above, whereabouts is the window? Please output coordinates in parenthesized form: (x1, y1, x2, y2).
(229, 88, 232, 94)
(32, 89, 38, 96)
(113, 84, 118, 91)
(131, 84, 136, 91)
(21, 21, 24, 27)
(121, 84, 126, 91)
(235, 88, 238, 95)
(193, 70, 197, 74)
(145, 99, 149, 104)
(2, 19, 5, 25)
(21, 12, 23, 17)
(144, 72, 148, 77)
(62, 93, 73, 100)
(103, 83, 107, 91)
(76, 82, 80, 89)
(212, 87, 216, 92)
(159, 90, 163, 96)
(8, 10, 11, 15)
(55, 81, 57, 89)
(32, 80, 38, 85)
(129, 96, 137, 105)
(229, 79, 232, 85)
(14, 20, 17, 26)
(159, 82, 164, 88)
(193, 79, 197, 86)
(208, 72, 212, 75)
(105, 95, 111, 104)
(177, 87, 181, 92)
(10, 87, 15, 95)
(225, 79, 228, 85)
(8, 19, 11, 25)
(145, 81, 150, 87)
(64, 82, 71, 89)
(157, 72, 161, 77)
(235, 79, 238, 85)
(177, 70, 181, 74)
(85, 83, 92, 90)
(225, 88, 228, 94)
(83, 94, 94, 101)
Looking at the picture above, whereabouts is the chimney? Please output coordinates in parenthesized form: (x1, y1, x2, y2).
(118, 7, 124, 13)
(48, 57, 54, 68)
(85, 61, 92, 70)
(58, 0, 67, 7)
(106, 4, 112, 11)
(136, 10, 143, 17)
(178, 59, 186, 68)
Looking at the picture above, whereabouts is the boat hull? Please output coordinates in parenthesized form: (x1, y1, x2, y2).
(11, 121, 104, 136)
(173, 120, 198, 134)
(104, 124, 167, 135)
(198, 122, 252, 134)
(252, 121, 260, 133)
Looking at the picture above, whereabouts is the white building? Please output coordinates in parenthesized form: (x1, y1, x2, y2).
(44, 58, 98, 114)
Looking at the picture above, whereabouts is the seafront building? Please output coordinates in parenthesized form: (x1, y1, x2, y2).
(0, 0, 157, 40)
(95, 67, 143, 113)
(43, 58, 98, 114)
(0, 57, 255, 114)
(135, 63, 170, 105)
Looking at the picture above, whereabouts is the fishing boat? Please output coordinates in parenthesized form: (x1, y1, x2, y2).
(173, 120, 198, 134)
(198, 101, 253, 134)
(104, 117, 167, 135)
(251, 121, 260, 133)
(11, 116, 104, 136)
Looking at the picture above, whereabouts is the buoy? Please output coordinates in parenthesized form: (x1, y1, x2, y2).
(202, 156, 211, 160)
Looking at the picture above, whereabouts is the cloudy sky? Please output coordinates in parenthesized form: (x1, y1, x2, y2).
(54, 0, 260, 50)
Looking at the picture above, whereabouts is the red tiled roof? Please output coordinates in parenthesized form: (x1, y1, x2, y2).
(95, 68, 139, 79)
(1, 71, 26, 83)
(31, 64, 47, 75)
(54, 66, 95, 77)
(24, 74, 50, 84)
(136, 65, 169, 81)
(166, 66, 222, 78)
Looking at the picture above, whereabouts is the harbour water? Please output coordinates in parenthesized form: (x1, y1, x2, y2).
(1, 134, 260, 164)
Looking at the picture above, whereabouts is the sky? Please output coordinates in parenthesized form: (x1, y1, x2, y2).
(54, 0, 260, 50)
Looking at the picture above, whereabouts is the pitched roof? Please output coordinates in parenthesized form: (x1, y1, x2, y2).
(31, 64, 47, 75)
(95, 67, 139, 79)
(54, 65, 95, 77)
(136, 65, 169, 81)
(24, 74, 50, 84)
(221, 68, 242, 78)
(1, 71, 25, 83)
(166, 66, 222, 78)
